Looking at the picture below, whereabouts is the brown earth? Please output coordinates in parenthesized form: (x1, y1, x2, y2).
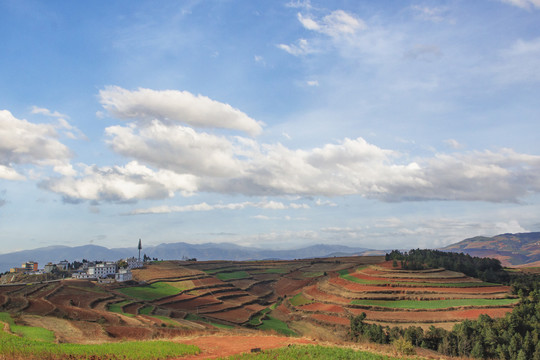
(177, 334, 317, 359)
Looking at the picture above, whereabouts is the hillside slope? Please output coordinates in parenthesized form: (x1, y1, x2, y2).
(443, 232, 540, 266)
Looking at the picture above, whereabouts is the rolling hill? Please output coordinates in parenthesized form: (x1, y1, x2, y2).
(442, 232, 540, 266)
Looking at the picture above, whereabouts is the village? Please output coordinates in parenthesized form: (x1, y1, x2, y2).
(4, 240, 145, 284)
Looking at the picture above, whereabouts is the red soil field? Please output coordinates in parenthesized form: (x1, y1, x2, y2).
(25, 298, 55, 315)
(348, 307, 513, 322)
(299, 302, 346, 314)
(178, 335, 316, 360)
(273, 278, 311, 297)
(303, 284, 350, 304)
(161, 296, 223, 311)
(206, 306, 262, 324)
(310, 313, 350, 326)
(328, 277, 510, 294)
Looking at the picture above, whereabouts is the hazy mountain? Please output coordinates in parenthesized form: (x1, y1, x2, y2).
(0, 242, 371, 273)
(442, 232, 540, 266)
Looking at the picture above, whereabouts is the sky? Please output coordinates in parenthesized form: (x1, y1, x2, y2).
(1, 0, 540, 254)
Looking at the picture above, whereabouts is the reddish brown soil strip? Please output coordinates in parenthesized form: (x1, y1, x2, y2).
(160, 296, 222, 311)
(304, 284, 350, 304)
(273, 278, 311, 297)
(328, 277, 510, 294)
(310, 313, 350, 326)
(177, 335, 316, 359)
(205, 306, 265, 324)
(300, 302, 346, 314)
(348, 307, 513, 322)
(25, 298, 55, 315)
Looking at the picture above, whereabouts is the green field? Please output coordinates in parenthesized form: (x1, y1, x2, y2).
(0, 330, 199, 360)
(0, 312, 199, 359)
(264, 268, 289, 274)
(350, 298, 519, 309)
(108, 300, 134, 316)
(248, 308, 271, 326)
(289, 293, 313, 306)
(139, 305, 154, 315)
(216, 271, 250, 281)
(257, 315, 296, 336)
(118, 282, 180, 300)
(303, 271, 324, 278)
(224, 344, 401, 359)
(0, 312, 55, 342)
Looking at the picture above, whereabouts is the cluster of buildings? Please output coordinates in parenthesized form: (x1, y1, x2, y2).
(71, 257, 143, 282)
(9, 258, 143, 283)
(7, 240, 146, 283)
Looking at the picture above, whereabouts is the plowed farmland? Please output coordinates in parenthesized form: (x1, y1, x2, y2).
(0, 256, 518, 346)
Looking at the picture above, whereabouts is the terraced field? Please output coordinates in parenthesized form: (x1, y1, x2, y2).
(0, 256, 518, 345)
(287, 260, 517, 331)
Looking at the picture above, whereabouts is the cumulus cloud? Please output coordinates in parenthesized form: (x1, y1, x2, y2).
(40, 161, 198, 203)
(99, 86, 263, 136)
(500, 0, 540, 9)
(0, 110, 73, 179)
(105, 121, 249, 178)
(129, 199, 309, 215)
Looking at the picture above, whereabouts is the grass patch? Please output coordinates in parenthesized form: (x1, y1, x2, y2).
(216, 271, 250, 281)
(139, 305, 154, 315)
(163, 280, 195, 291)
(248, 308, 271, 326)
(350, 298, 520, 309)
(264, 268, 289, 274)
(289, 293, 313, 306)
(0, 312, 15, 327)
(118, 282, 180, 301)
(205, 267, 239, 275)
(224, 344, 402, 359)
(11, 325, 56, 342)
(108, 300, 134, 316)
(0, 312, 55, 342)
(257, 316, 296, 336)
(0, 330, 199, 359)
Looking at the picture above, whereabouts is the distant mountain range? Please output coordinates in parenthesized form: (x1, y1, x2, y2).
(2, 232, 539, 273)
(442, 232, 540, 267)
(0, 242, 379, 273)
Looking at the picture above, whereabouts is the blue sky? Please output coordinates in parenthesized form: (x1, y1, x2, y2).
(1, 0, 540, 254)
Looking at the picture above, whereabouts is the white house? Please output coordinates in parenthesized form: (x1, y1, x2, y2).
(115, 268, 132, 282)
(88, 262, 117, 278)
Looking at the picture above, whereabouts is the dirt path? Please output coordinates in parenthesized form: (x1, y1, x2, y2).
(174, 334, 316, 359)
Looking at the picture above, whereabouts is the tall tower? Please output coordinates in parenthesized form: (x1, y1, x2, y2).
(138, 238, 142, 262)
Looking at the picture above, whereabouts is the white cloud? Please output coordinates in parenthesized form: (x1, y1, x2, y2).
(99, 86, 263, 136)
(277, 38, 314, 56)
(31, 106, 68, 119)
(0, 110, 73, 179)
(306, 80, 319, 86)
(105, 121, 249, 177)
(500, 0, 540, 9)
(130, 199, 309, 215)
(40, 161, 198, 203)
(298, 10, 366, 38)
